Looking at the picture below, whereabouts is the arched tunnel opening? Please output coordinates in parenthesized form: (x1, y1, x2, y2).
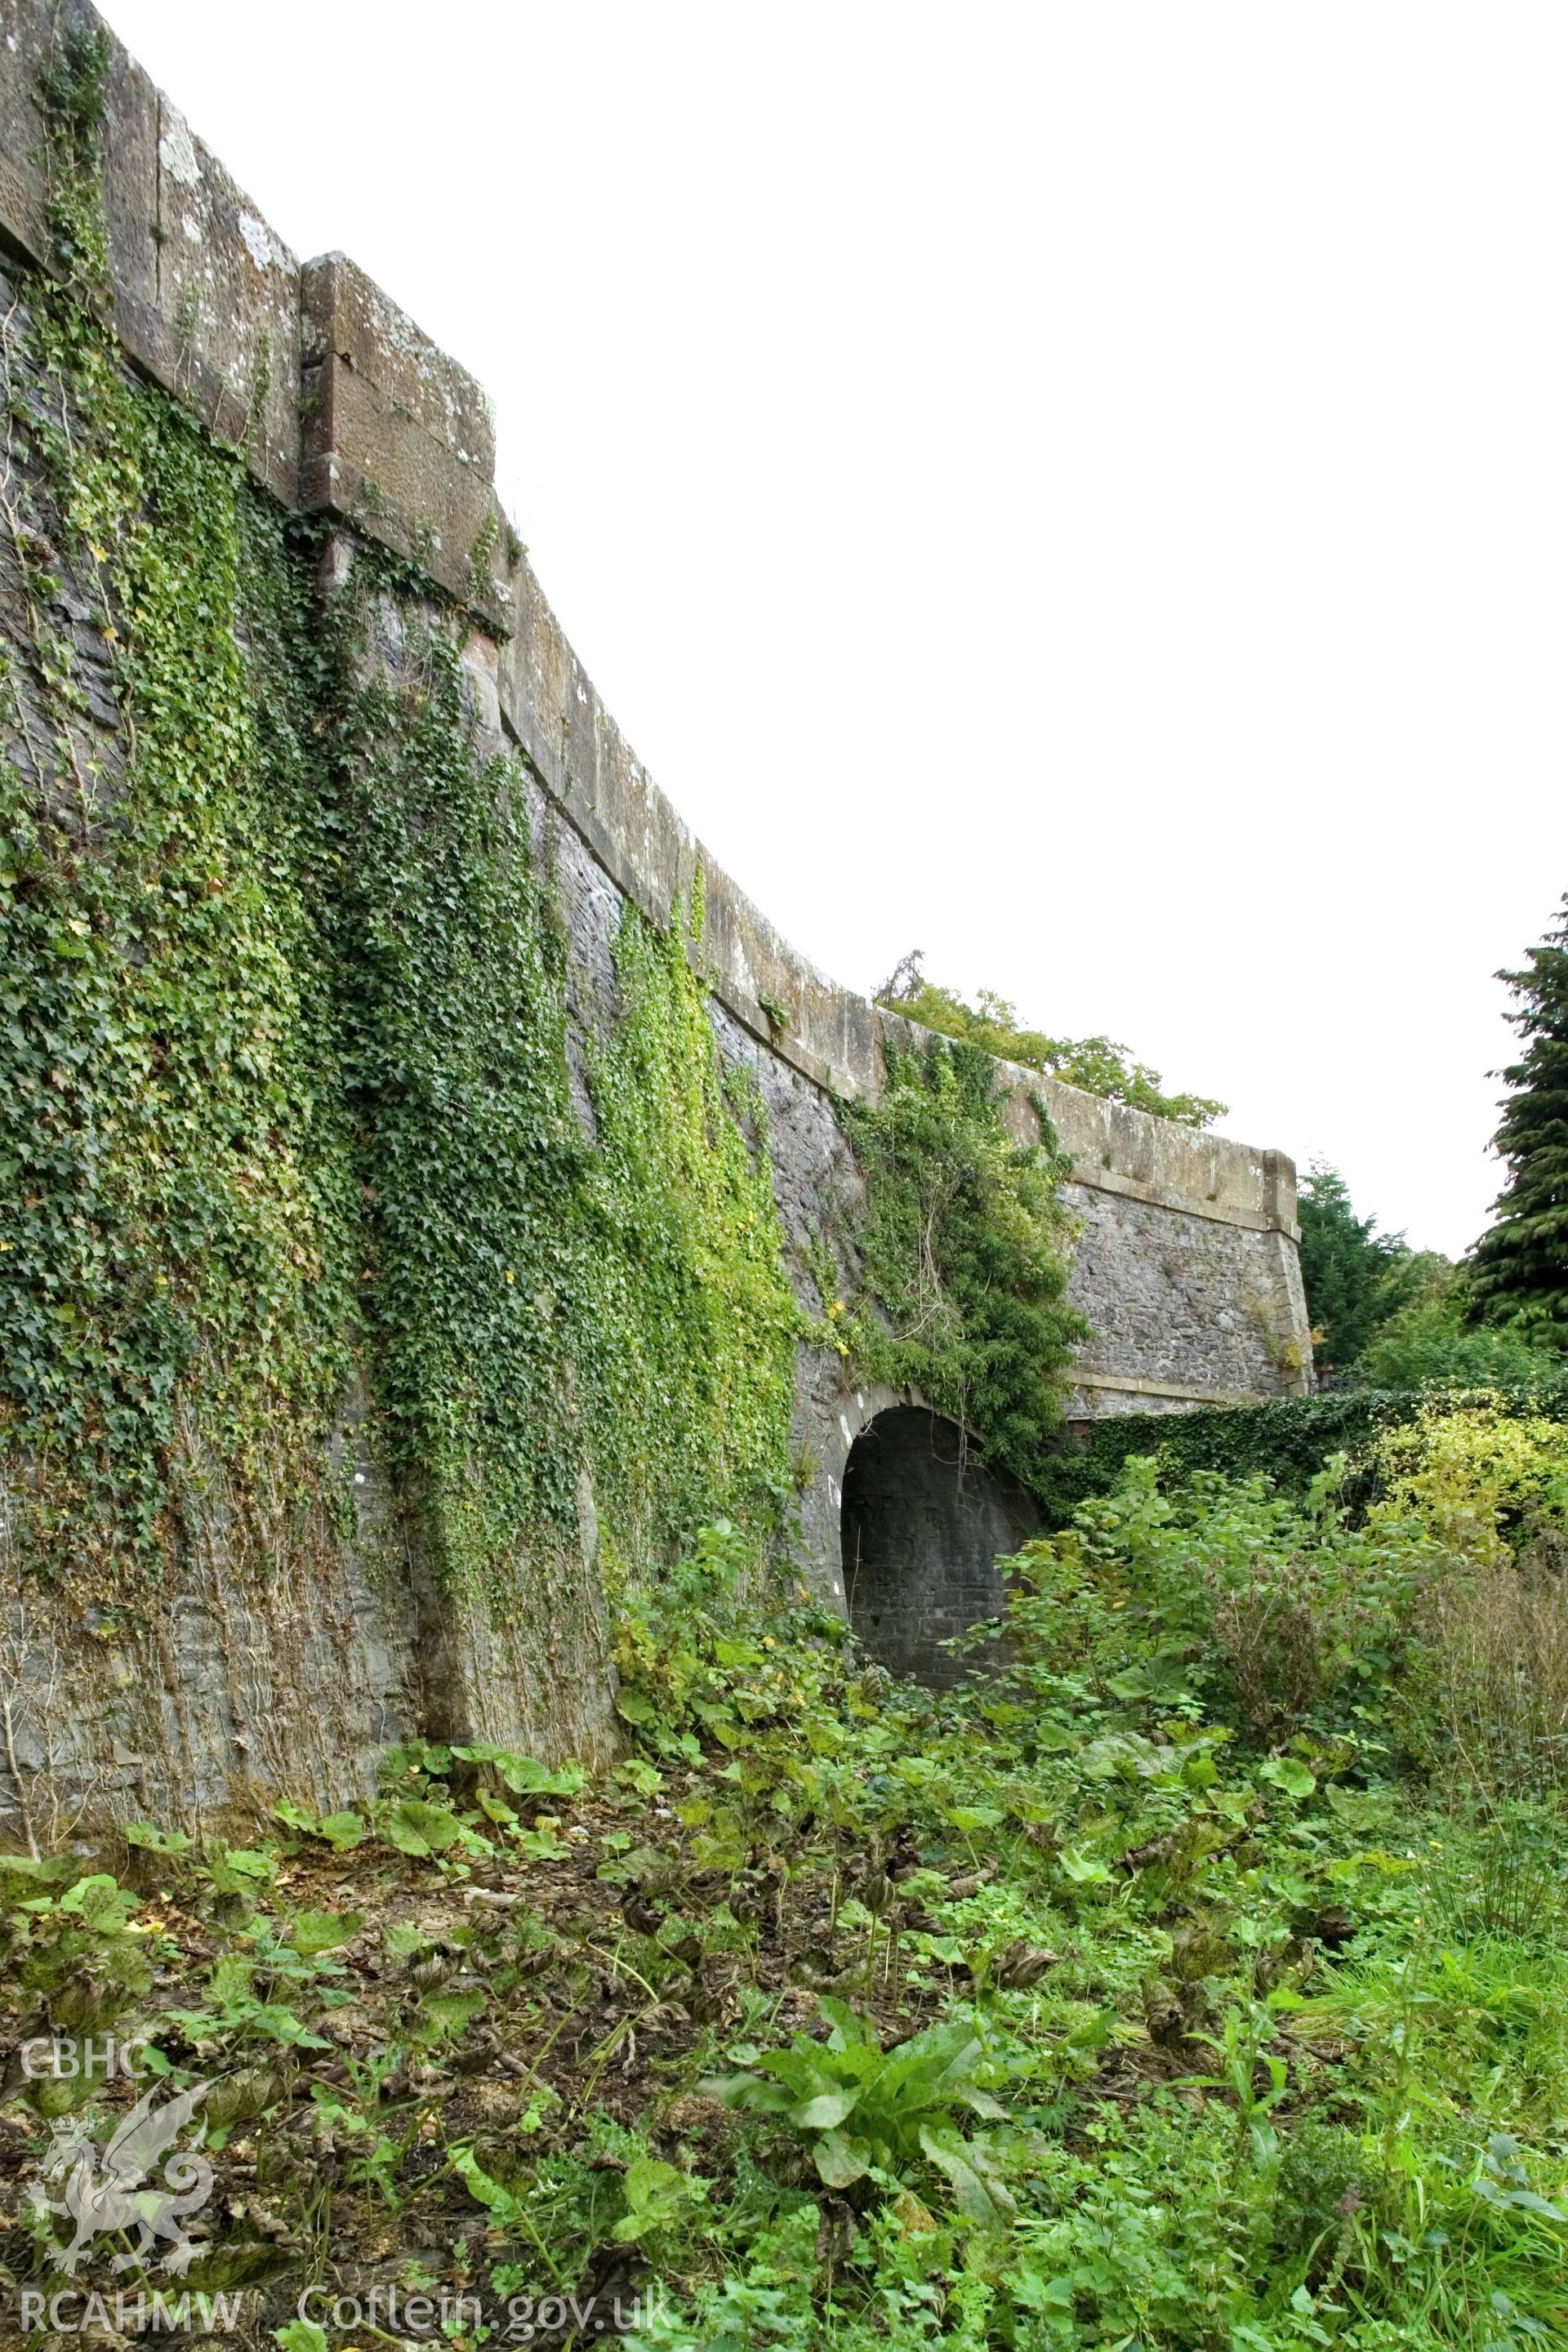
(840, 1407, 1041, 1686)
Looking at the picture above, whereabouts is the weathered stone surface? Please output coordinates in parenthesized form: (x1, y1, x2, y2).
(0, 1397, 421, 1842)
(0, 8, 52, 272)
(497, 550, 700, 928)
(144, 105, 301, 502)
(305, 249, 493, 473)
(0, 0, 158, 302)
(1060, 1189, 1310, 1416)
(0, 2, 299, 501)
(301, 252, 505, 619)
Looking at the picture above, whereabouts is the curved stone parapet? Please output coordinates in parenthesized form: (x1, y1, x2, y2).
(0, 0, 1309, 1395)
(0, 0, 1312, 1840)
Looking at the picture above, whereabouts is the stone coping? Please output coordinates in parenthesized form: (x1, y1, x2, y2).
(0, 0, 1299, 1245)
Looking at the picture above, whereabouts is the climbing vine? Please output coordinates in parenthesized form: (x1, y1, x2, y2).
(0, 24, 801, 1607)
(7, 29, 1081, 1623)
(0, 183, 800, 1613)
(584, 890, 801, 1575)
(827, 1036, 1087, 1491)
(328, 582, 800, 1598)
(0, 43, 357, 1581)
(324, 589, 597, 1592)
(36, 25, 111, 293)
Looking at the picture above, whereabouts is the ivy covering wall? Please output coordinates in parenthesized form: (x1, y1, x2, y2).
(0, 237, 353, 1590)
(0, 30, 804, 1617)
(822, 1036, 1087, 1491)
(0, 244, 1080, 1628)
(0, 268, 807, 1613)
(329, 590, 802, 1598)
(0, 33, 1085, 1686)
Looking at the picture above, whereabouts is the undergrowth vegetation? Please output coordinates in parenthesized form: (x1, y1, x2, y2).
(1026, 1381, 1568, 1534)
(5, 1410, 1568, 2350)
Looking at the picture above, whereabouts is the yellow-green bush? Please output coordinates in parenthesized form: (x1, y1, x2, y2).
(1373, 1398, 1568, 1566)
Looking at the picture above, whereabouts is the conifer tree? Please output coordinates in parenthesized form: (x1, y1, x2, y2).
(1469, 896, 1568, 1342)
(1295, 1164, 1409, 1370)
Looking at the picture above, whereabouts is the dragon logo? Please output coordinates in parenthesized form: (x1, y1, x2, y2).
(27, 2080, 213, 2275)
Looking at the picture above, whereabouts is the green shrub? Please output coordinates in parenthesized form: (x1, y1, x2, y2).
(705, 1996, 1017, 2221)
(1033, 1380, 1568, 1530)
(1002, 1452, 1432, 1743)
(877, 953, 1227, 1127)
(1353, 1260, 1565, 1392)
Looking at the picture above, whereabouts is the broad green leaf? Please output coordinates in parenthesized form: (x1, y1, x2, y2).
(790, 2088, 861, 2130)
(382, 1798, 466, 1855)
(288, 1909, 360, 1958)
(315, 1811, 368, 1851)
(218, 1848, 276, 1879)
(818, 1995, 875, 2048)
(124, 1822, 194, 1855)
(59, 1874, 138, 1931)
(920, 2123, 1017, 2222)
(813, 2128, 872, 2188)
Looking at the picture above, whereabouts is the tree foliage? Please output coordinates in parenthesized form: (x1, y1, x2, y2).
(1295, 1163, 1412, 1373)
(1354, 1255, 1563, 1392)
(876, 952, 1227, 1128)
(1468, 895, 1568, 1344)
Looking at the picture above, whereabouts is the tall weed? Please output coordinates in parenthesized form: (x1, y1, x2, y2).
(1400, 1552, 1568, 1797)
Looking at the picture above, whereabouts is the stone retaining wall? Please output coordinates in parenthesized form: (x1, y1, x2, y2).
(0, 0, 1312, 1838)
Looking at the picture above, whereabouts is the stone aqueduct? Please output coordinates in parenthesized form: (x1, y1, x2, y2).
(0, 0, 1312, 1834)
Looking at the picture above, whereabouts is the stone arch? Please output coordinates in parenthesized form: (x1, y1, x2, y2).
(840, 1406, 1040, 1686)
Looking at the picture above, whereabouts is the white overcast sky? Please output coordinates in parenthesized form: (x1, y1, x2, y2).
(106, 2, 1568, 1257)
